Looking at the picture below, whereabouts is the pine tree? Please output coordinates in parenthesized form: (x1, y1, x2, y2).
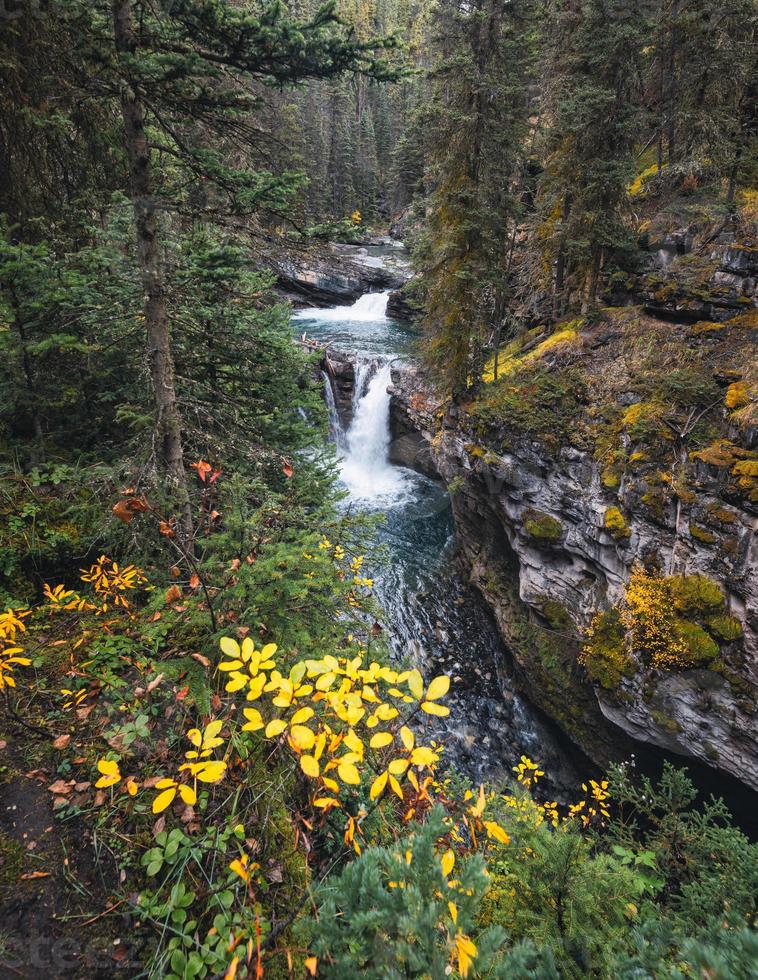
(420, 0, 533, 394)
(537, 0, 645, 315)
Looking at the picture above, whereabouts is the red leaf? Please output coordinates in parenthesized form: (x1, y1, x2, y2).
(282, 460, 293, 478)
(175, 685, 190, 701)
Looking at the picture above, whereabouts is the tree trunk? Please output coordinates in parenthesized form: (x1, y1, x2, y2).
(112, 0, 191, 540)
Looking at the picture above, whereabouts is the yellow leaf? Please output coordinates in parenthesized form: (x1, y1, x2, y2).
(484, 820, 510, 845)
(242, 708, 264, 731)
(399, 726, 415, 751)
(425, 675, 450, 701)
(313, 797, 340, 809)
(370, 770, 388, 799)
(337, 761, 360, 785)
(204, 719, 224, 742)
(291, 706, 314, 725)
(456, 934, 477, 978)
(369, 731, 393, 749)
(196, 760, 226, 783)
(304, 955, 318, 976)
(448, 901, 458, 924)
(219, 637, 240, 658)
(186, 728, 202, 747)
(152, 787, 176, 813)
(388, 757, 409, 775)
(421, 701, 450, 716)
(407, 669, 424, 700)
(265, 718, 287, 738)
(388, 774, 404, 800)
(441, 849, 455, 876)
(411, 746, 438, 767)
(179, 783, 197, 806)
(290, 725, 316, 751)
(300, 755, 320, 778)
(126, 779, 138, 796)
(261, 642, 278, 658)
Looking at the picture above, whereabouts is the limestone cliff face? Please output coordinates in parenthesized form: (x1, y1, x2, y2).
(388, 241, 758, 791)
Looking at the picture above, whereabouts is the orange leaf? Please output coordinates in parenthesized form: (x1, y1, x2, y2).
(165, 585, 181, 604)
(282, 461, 293, 478)
(112, 497, 148, 524)
(193, 460, 212, 482)
(191, 653, 211, 668)
(52, 734, 71, 750)
(159, 520, 176, 538)
(189, 573, 200, 590)
(21, 871, 51, 880)
(305, 956, 318, 976)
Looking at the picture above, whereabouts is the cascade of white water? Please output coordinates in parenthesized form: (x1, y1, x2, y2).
(293, 290, 390, 323)
(339, 360, 406, 501)
(351, 358, 377, 412)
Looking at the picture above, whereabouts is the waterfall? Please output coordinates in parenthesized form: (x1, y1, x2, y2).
(293, 290, 390, 323)
(323, 356, 407, 502)
(351, 358, 377, 412)
(322, 370, 345, 450)
(341, 361, 405, 499)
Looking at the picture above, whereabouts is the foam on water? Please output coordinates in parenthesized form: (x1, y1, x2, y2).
(293, 289, 390, 323)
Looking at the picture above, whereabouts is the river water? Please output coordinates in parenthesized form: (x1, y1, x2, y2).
(293, 273, 580, 794)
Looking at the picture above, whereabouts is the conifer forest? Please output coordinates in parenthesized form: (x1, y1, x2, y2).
(1, 1, 757, 976)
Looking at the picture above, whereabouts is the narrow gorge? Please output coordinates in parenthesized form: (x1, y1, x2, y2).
(293, 235, 758, 811)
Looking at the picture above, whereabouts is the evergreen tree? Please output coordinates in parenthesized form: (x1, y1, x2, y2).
(537, 0, 645, 315)
(420, 0, 533, 394)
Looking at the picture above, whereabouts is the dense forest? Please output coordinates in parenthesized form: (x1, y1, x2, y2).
(1, 0, 757, 977)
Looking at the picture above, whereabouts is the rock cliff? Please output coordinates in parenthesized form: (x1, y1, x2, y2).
(388, 238, 758, 792)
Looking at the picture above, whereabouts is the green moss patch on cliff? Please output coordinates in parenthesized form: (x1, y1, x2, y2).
(523, 509, 563, 542)
(581, 570, 743, 690)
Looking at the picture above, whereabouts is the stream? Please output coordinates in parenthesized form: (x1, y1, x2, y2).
(293, 259, 581, 796)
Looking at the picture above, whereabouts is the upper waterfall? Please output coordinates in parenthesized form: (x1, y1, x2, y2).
(293, 289, 390, 323)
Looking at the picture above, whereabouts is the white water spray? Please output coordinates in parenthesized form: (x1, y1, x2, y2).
(293, 290, 390, 323)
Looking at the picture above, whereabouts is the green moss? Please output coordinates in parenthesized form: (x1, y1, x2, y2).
(688, 523, 717, 545)
(707, 615, 743, 642)
(601, 467, 621, 489)
(603, 506, 631, 541)
(672, 619, 719, 666)
(581, 609, 636, 690)
(650, 709, 683, 735)
(669, 574, 724, 616)
(541, 600, 574, 633)
(523, 509, 562, 542)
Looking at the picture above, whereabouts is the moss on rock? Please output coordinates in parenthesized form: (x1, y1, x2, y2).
(603, 506, 631, 541)
(523, 509, 563, 542)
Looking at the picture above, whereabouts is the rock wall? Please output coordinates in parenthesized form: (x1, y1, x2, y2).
(388, 326, 758, 792)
